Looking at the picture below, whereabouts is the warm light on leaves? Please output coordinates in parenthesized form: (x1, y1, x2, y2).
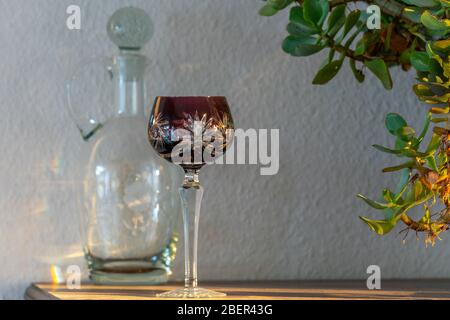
(259, 0, 450, 244)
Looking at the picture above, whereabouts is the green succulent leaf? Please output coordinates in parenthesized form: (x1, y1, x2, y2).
(355, 31, 381, 57)
(259, 5, 280, 16)
(269, 0, 294, 9)
(282, 35, 324, 56)
(357, 194, 393, 210)
(327, 5, 346, 37)
(419, 205, 431, 225)
(327, 48, 336, 63)
(259, 0, 294, 15)
(401, 149, 428, 158)
(412, 181, 426, 201)
(373, 144, 404, 155)
(395, 137, 409, 150)
(385, 113, 408, 136)
(382, 161, 415, 173)
(438, 146, 448, 167)
(410, 51, 431, 72)
(359, 216, 396, 235)
(341, 10, 361, 40)
(402, 7, 424, 23)
(354, 40, 366, 56)
(416, 112, 431, 145)
(431, 117, 448, 123)
(426, 134, 442, 154)
(364, 59, 393, 90)
(413, 84, 435, 97)
(312, 59, 344, 85)
(432, 39, 450, 54)
(400, 49, 412, 66)
(303, 0, 329, 27)
(349, 59, 365, 83)
(396, 126, 416, 141)
(289, 6, 319, 34)
(421, 10, 450, 32)
(426, 155, 439, 171)
(396, 169, 411, 196)
(383, 188, 395, 203)
(287, 23, 315, 37)
(414, 83, 450, 103)
(394, 189, 433, 222)
(401, 0, 439, 7)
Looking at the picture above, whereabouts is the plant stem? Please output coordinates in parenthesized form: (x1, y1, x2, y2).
(322, 33, 400, 63)
(400, 213, 448, 233)
(400, 214, 430, 232)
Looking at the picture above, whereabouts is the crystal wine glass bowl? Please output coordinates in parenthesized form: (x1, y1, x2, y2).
(148, 96, 234, 298)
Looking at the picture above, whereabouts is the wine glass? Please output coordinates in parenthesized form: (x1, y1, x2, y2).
(148, 96, 234, 298)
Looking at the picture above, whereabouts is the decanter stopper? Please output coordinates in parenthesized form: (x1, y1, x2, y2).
(107, 7, 153, 50)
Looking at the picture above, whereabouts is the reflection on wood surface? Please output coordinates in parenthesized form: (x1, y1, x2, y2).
(25, 280, 450, 300)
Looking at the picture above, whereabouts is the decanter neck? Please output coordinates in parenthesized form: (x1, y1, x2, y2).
(113, 50, 148, 117)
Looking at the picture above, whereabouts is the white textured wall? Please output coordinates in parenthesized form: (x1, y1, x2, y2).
(0, 0, 448, 299)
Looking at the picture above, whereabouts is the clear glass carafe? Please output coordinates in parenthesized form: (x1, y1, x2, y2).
(67, 7, 181, 284)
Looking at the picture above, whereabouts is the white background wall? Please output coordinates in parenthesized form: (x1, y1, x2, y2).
(0, 0, 448, 299)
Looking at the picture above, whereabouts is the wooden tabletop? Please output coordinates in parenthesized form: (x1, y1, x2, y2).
(24, 280, 450, 300)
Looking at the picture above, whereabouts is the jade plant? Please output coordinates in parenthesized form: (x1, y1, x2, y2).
(259, 0, 450, 245)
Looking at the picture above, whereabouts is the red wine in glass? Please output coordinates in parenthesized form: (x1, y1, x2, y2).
(148, 96, 234, 170)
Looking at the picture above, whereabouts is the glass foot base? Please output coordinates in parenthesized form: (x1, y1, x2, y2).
(90, 269, 168, 285)
(157, 287, 226, 299)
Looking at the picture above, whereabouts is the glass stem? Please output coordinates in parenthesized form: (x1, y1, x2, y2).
(180, 169, 203, 289)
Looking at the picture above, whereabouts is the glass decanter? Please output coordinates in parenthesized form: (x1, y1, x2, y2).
(67, 7, 181, 285)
